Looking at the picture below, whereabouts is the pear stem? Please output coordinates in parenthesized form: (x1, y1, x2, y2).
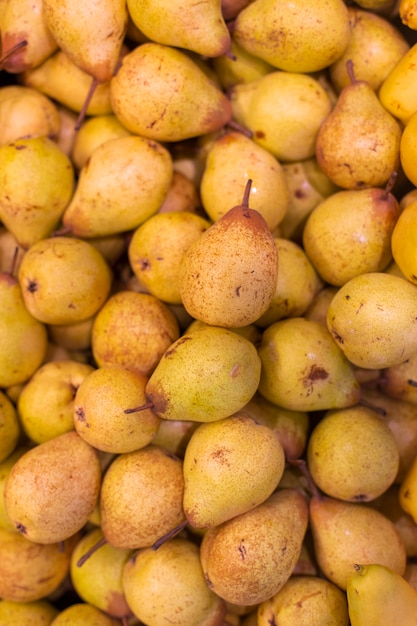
(226, 119, 253, 138)
(74, 76, 99, 131)
(408, 379, 417, 388)
(384, 170, 398, 197)
(8, 247, 20, 278)
(288, 458, 322, 500)
(358, 397, 387, 417)
(346, 59, 356, 85)
(76, 535, 107, 567)
(0, 39, 28, 68)
(152, 519, 188, 551)
(124, 401, 154, 414)
(242, 178, 253, 208)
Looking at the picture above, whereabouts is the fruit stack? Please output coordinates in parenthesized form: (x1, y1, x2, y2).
(2, 0, 417, 624)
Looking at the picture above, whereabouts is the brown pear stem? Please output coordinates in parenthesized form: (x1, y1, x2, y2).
(8, 247, 20, 278)
(0, 39, 28, 68)
(74, 76, 99, 131)
(52, 225, 73, 237)
(226, 118, 253, 138)
(76, 535, 107, 567)
(408, 379, 417, 388)
(152, 519, 188, 551)
(384, 171, 398, 197)
(346, 59, 356, 85)
(124, 401, 154, 414)
(242, 178, 253, 208)
(288, 458, 322, 500)
(358, 397, 387, 417)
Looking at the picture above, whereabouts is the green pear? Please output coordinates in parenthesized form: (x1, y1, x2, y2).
(0, 599, 59, 625)
(309, 493, 406, 590)
(256, 238, 323, 327)
(233, 0, 351, 73)
(91, 291, 180, 377)
(70, 527, 133, 619)
(71, 114, 131, 171)
(0, 0, 58, 73)
(0, 271, 48, 388)
(257, 575, 349, 626)
(99, 445, 185, 550)
(4, 431, 101, 544)
(62, 135, 173, 238)
(18, 236, 113, 325)
(307, 405, 400, 502)
(73, 364, 161, 454)
(182, 413, 285, 528)
(302, 183, 400, 286)
(179, 180, 278, 327)
(122, 538, 226, 626)
(17, 359, 95, 444)
(0, 85, 61, 146)
(199, 131, 289, 232)
(42, 0, 128, 84)
(49, 604, 120, 626)
(127, 0, 230, 58)
(0, 527, 79, 602)
(229, 71, 332, 162)
(0, 390, 20, 464)
(329, 7, 410, 93)
(110, 42, 232, 142)
(326, 272, 417, 369)
(128, 211, 211, 305)
(136, 325, 262, 422)
(316, 61, 402, 189)
(258, 317, 361, 412)
(200, 488, 309, 606)
(21, 49, 113, 116)
(0, 137, 75, 249)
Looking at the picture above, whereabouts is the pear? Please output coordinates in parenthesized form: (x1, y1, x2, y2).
(73, 364, 161, 454)
(62, 135, 173, 239)
(302, 182, 400, 286)
(179, 180, 278, 327)
(48, 316, 95, 352)
(373, 484, 417, 558)
(232, 0, 351, 73)
(399, 453, 417, 525)
(0, 0, 58, 73)
(99, 445, 185, 550)
(304, 285, 339, 327)
(309, 493, 407, 590)
(0, 271, 48, 388)
(49, 604, 120, 626)
(391, 198, 417, 284)
(257, 317, 361, 412)
(18, 236, 113, 325)
(326, 272, 417, 369)
(4, 431, 101, 544)
(379, 41, 417, 125)
(91, 290, 180, 377)
(151, 419, 198, 458)
(0, 137, 75, 249)
(110, 42, 232, 142)
(199, 131, 289, 233)
(200, 488, 309, 606)
(211, 37, 275, 90)
(0, 85, 61, 146)
(0, 390, 20, 464)
(400, 112, 417, 189)
(347, 564, 417, 626)
(17, 359, 95, 444)
(329, 7, 410, 93)
(71, 114, 132, 171)
(122, 538, 226, 626)
(0, 599, 59, 625)
(0, 446, 31, 532)
(316, 60, 402, 190)
(229, 72, 332, 162)
(0, 527, 79, 602)
(128, 211, 212, 305)
(379, 349, 417, 405)
(70, 527, 133, 619)
(21, 49, 113, 116)
(127, 0, 230, 58)
(257, 575, 349, 626)
(182, 413, 285, 528)
(307, 405, 400, 502)
(134, 325, 261, 422)
(157, 170, 201, 215)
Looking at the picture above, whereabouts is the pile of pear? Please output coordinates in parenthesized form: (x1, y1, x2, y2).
(3, 0, 417, 624)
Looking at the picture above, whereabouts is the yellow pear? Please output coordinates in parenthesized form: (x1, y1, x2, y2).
(49, 604, 120, 626)
(122, 538, 226, 626)
(110, 42, 232, 142)
(0, 390, 20, 464)
(0, 136, 75, 249)
(0, 446, 30, 533)
(0, 599, 59, 625)
(157, 170, 201, 214)
(399, 453, 417, 524)
(4, 431, 101, 544)
(347, 564, 417, 626)
(200, 488, 309, 606)
(372, 484, 417, 558)
(199, 131, 289, 232)
(211, 36, 274, 90)
(18, 236, 113, 325)
(179, 180, 278, 327)
(400, 111, 417, 189)
(62, 135, 173, 238)
(232, 0, 351, 73)
(182, 413, 285, 528)
(399, 0, 417, 29)
(379, 349, 417, 406)
(379, 41, 417, 124)
(127, 0, 230, 58)
(391, 199, 417, 284)
(71, 114, 132, 171)
(47, 316, 95, 352)
(326, 272, 417, 369)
